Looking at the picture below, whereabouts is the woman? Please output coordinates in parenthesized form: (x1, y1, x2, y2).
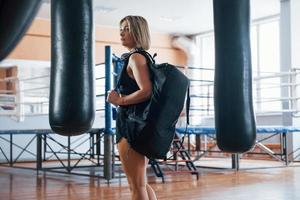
(106, 15, 157, 200)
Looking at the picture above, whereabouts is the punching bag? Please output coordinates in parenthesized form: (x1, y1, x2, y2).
(0, 0, 42, 61)
(50, 0, 95, 136)
(213, 0, 256, 152)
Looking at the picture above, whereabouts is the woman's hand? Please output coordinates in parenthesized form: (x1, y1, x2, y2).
(106, 90, 121, 106)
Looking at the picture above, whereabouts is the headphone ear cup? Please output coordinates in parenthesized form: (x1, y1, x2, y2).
(0, 0, 42, 61)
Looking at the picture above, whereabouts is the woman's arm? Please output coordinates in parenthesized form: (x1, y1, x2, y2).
(107, 53, 152, 106)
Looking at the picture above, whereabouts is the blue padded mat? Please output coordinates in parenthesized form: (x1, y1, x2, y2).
(176, 126, 300, 135)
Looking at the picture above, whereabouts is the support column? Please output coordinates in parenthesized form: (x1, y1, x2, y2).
(280, 0, 293, 163)
(104, 46, 114, 181)
(288, 0, 300, 161)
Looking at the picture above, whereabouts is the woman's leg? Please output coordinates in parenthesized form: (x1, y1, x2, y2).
(144, 158, 157, 200)
(118, 138, 154, 200)
(146, 184, 157, 200)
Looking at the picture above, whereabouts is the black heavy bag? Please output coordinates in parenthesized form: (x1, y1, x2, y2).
(122, 51, 189, 159)
(49, 0, 95, 136)
(213, 0, 256, 153)
(0, 0, 42, 61)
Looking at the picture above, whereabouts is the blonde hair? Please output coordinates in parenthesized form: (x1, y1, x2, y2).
(120, 15, 151, 50)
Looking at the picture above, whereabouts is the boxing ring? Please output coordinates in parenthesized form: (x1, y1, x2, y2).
(176, 126, 300, 170)
(0, 46, 119, 179)
(173, 65, 300, 170)
(1, 45, 300, 180)
(0, 129, 107, 176)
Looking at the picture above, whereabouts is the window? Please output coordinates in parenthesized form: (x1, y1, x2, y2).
(194, 17, 281, 122)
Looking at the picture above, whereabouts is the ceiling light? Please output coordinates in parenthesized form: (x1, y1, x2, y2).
(94, 5, 116, 14)
(159, 16, 181, 22)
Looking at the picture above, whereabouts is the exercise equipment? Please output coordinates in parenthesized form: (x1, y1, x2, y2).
(0, 0, 42, 61)
(49, 0, 95, 135)
(213, 0, 256, 152)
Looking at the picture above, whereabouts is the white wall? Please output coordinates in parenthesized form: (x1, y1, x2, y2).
(290, 0, 300, 160)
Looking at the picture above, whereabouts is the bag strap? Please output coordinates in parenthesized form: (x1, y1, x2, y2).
(168, 82, 190, 159)
(186, 85, 190, 125)
(115, 48, 155, 91)
(178, 83, 190, 151)
(130, 48, 156, 64)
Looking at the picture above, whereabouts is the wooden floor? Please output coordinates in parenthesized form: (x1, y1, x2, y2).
(1, 163, 300, 200)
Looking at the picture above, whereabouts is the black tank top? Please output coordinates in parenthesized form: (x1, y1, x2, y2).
(117, 52, 140, 95)
(114, 49, 151, 147)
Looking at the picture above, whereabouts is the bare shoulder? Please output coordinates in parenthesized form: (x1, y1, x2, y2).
(129, 53, 147, 66)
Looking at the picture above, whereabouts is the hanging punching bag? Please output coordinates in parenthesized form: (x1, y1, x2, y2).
(0, 0, 42, 61)
(50, 0, 95, 136)
(213, 0, 256, 153)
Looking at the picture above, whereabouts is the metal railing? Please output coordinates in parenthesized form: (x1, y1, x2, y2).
(1, 62, 300, 121)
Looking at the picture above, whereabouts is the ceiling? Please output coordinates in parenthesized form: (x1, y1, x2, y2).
(38, 0, 280, 35)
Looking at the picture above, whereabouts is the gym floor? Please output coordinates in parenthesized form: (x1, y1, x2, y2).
(1, 162, 300, 200)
